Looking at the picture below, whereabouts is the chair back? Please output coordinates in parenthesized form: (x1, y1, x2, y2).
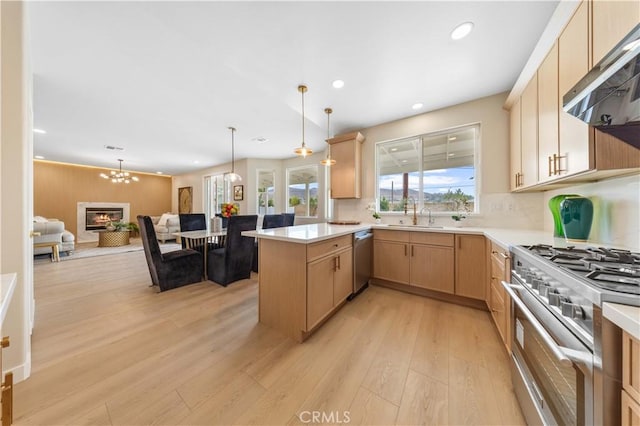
(282, 213, 295, 226)
(262, 214, 283, 229)
(138, 215, 161, 286)
(179, 213, 206, 248)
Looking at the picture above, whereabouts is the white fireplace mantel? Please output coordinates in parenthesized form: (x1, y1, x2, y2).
(77, 202, 130, 243)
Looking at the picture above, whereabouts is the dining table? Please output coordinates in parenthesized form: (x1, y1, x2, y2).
(172, 229, 227, 280)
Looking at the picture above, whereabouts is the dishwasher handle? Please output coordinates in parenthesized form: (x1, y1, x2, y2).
(354, 232, 373, 242)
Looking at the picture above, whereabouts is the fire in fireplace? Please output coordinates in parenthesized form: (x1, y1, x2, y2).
(86, 208, 124, 230)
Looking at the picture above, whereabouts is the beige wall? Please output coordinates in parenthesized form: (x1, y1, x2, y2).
(1, 0, 33, 382)
(543, 174, 640, 250)
(173, 154, 329, 225)
(34, 160, 173, 234)
(334, 92, 544, 228)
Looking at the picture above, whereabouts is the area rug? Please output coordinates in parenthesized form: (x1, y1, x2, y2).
(34, 238, 181, 264)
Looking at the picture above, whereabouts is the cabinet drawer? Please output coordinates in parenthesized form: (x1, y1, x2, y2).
(410, 232, 454, 247)
(373, 229, 410, 243)
(490, 279, 508, 343)
(623, 331, 640, 403)
(491, 255, 506, 280)
(622, 388, 640, 426)
(307, 235, 352, 262)
(490, 241, 509, 260)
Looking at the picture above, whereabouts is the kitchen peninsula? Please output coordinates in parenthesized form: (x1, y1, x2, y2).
(245, 223, 558, 342)
(244, 223, 370, 342)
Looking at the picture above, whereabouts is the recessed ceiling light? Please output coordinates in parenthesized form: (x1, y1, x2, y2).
(156, 171, 163, 175)
(451, 22, 474, 40)
(33, 128, 46, 134)
(412, 103, 424, 110)
(390, 148, 398, 152)
(34, 155, 45, 159)
(251, 137, 269, 144)
(402, 159, 408, 163)
(332, 80, 345, 89)
(448, 136, 457, 141)
(193, 160, 200, 164)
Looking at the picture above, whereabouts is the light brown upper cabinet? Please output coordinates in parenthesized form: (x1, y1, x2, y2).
(558, 0, 592, 177)
(592, 0, 640, 65)
(537, 41, 560, 183)
(327, 131, 365, 199)
(520, 76, 539, 188)
(509, 99, 523, 190)
(509, 0, 640, 193)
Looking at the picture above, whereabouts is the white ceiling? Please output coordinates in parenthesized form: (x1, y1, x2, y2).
(28, 0, 559, 176)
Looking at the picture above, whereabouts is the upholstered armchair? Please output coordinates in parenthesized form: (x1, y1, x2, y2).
(207, 215, 257, 286)
(138, 215, 203, 292)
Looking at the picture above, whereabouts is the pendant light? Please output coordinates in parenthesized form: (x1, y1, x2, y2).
(293, 84, 313, 157)
(320, 107, 336, 166)
(224, 126, 242, 182)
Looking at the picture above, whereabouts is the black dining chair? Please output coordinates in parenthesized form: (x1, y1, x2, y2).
(207, 215, 257, 286)
(252, 214, 284, 272)
(282, 213, 295, 226)
(178, 213, 206, 249)
(138, 215, 203, 292)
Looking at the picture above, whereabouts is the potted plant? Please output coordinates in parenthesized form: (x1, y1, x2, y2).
(124, 221, 139, 237)
(443, 189, 472, 226)
(372, 212, 381, 223)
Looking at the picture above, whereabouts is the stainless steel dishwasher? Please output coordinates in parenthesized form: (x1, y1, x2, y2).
(350, 230, 373, 300)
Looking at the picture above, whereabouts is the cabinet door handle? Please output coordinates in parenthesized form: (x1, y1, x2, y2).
(411, 245, 414, 257)
(0, 337, 9, 349)
(333, 257, 338, 272)
(336, 255, 341, 270)
(548, 155, 554, 176)
(404, 244, 408, 256)
(499, 252, 509, 260)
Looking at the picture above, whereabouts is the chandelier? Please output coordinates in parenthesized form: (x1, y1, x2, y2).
(293, 84, 313, 157)
(100, 159, 139, 183)
(320, 107, 336, 166)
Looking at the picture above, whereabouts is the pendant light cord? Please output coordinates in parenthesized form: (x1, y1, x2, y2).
(301, 89, 305, 147)
(229, 127, 236, 173)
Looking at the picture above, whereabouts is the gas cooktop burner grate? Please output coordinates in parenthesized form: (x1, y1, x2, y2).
(523, 244, 640, 294)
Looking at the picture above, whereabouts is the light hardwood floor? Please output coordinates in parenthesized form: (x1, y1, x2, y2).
(17, 249, 525, 425)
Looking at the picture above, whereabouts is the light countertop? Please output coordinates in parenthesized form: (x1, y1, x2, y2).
(245, 222, 565, 248)
(603, 303, 640, 340)
(1, 273, 17, 324)
(243, 223, 372, 244)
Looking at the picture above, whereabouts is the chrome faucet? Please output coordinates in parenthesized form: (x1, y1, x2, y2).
(420, 207, 436, 226)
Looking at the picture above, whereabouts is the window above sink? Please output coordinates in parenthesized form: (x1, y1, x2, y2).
(374, 123, 479, 216)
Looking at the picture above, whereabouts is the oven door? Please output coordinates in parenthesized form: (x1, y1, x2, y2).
(502, 281, 594, 426)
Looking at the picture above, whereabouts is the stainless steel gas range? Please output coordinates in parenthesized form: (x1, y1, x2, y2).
(503, 244, 639, 426)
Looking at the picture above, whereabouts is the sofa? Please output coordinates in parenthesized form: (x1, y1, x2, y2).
(149, 213, 180, 243)
(33, 217, 75, 255)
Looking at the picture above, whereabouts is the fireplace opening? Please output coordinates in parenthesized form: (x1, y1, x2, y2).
(85, 208, 124, 230)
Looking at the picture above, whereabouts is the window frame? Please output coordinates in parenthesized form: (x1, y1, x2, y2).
(286, 164, 319, 218)
(374, 123, 480, 216)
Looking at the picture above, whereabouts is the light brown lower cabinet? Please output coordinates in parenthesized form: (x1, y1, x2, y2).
(373, 230, 477, 300)
(622, 330, 640, 425)
(487, 240, 511, 352)
(455, 234, 486, 300)
(258, 234, 353, 342)
(306, 247, 352, 330)
(1, 335, 11, 426)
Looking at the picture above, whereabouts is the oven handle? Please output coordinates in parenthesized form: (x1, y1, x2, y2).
(502, 281, 573, 368)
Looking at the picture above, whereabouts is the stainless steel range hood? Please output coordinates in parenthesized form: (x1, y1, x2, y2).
(563, 24, 640, 149)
